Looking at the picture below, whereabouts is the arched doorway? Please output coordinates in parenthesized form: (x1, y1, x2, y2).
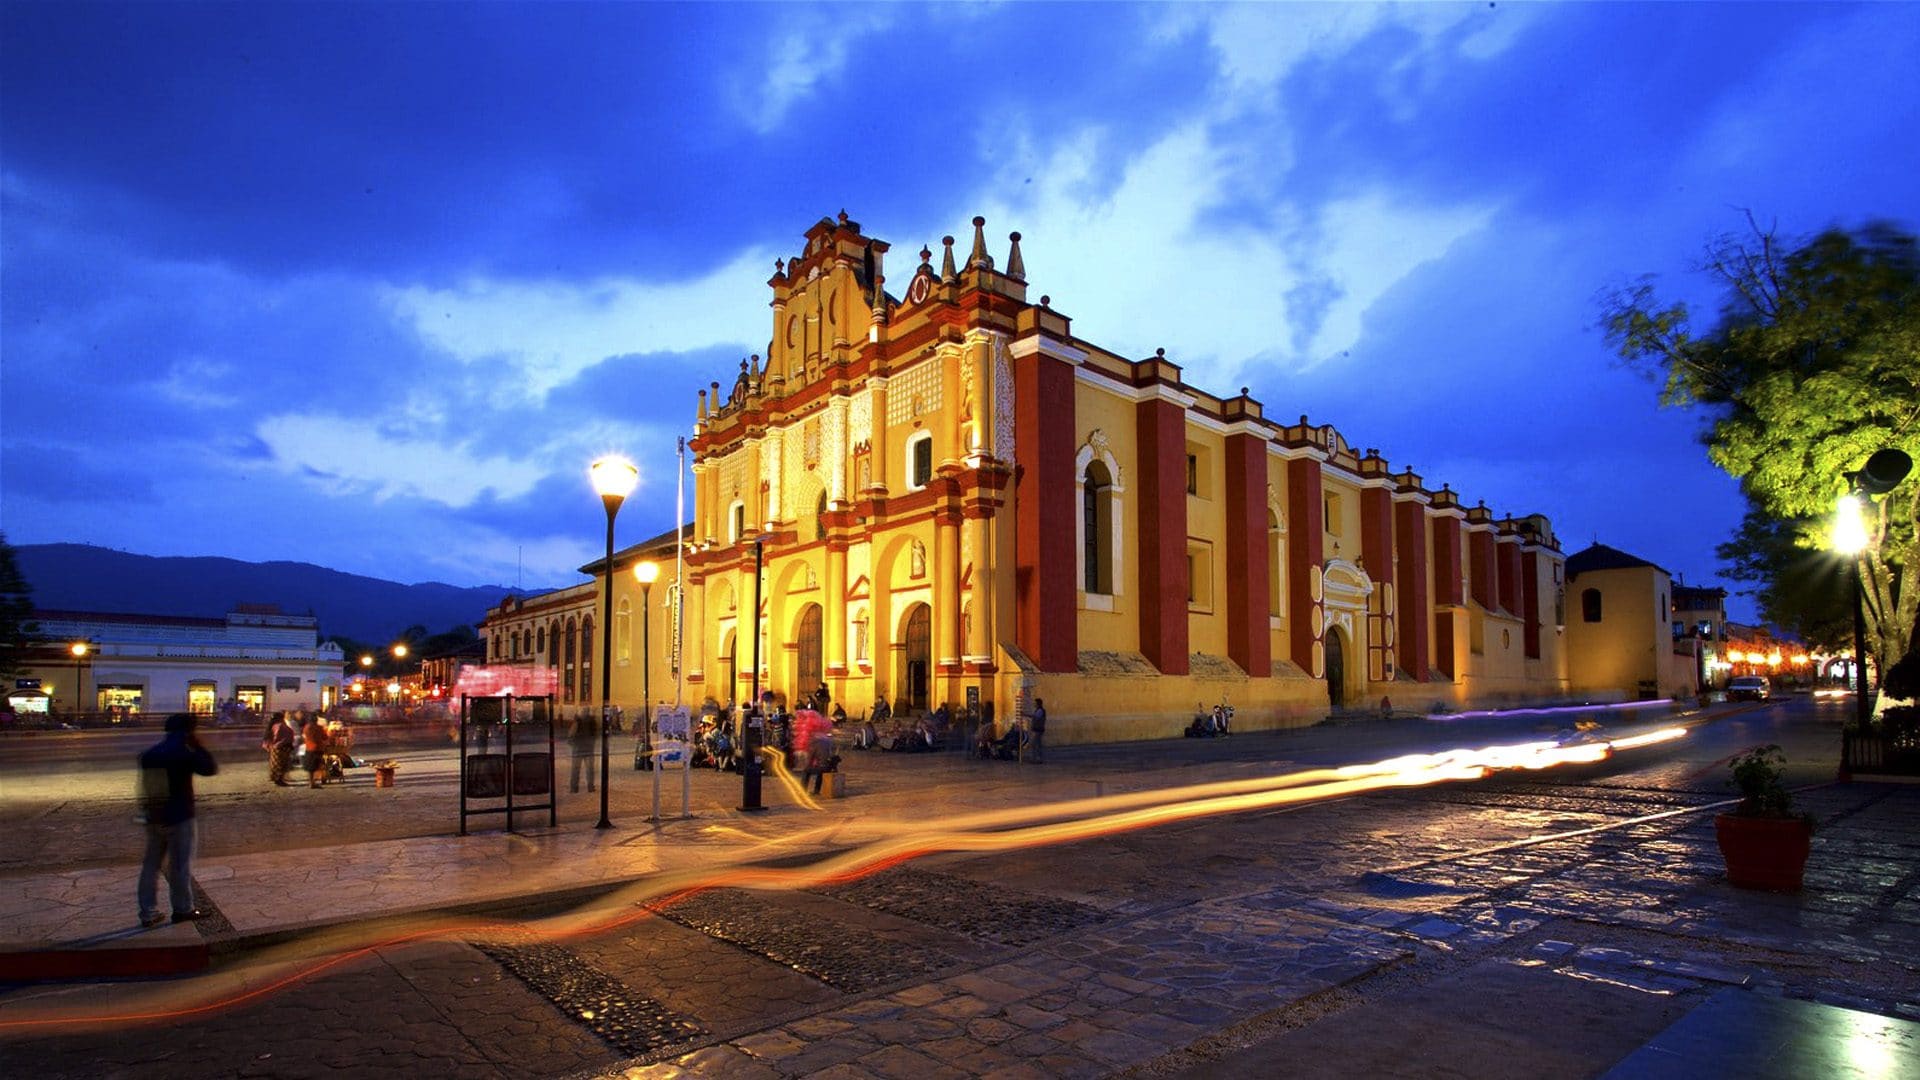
(1326, 627, 1346, 709)
(902, 604, 931, 712)
(718, 628, 738, 706)
(795, 604, 823, 703)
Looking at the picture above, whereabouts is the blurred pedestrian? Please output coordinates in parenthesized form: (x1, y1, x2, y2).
(569, 708, 598, 793)
(136, 713, 218, 927)
(263, 712, 296, 786)
(301, 713, 330, 787)
(795, 706, 834, 794)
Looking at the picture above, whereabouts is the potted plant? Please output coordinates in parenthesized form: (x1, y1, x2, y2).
(1714, 744, 1815, 892)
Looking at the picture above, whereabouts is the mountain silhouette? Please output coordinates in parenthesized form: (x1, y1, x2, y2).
(13, 543, 559, 643)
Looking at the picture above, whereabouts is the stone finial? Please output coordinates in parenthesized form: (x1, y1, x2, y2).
(1240, 386, 1250, 397)
(1155, 347, 1166, 359)
(940, 235, 957, 280)
(967, 215, 993, 270)
(1007, 231, 1026, 279)
(919, 244, 933, 267)
(698, 388, 708, 419)
(837, 209, 849, 224)
(774, 258, 786, 277)
(749, 355, 760, 380)
(1040, 294, 1051, 307)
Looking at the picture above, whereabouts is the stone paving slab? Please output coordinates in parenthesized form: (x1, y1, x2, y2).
(1599, 987, 1920, 1079)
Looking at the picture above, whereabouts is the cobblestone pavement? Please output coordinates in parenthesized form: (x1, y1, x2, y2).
(5, 701, 1916, 1078)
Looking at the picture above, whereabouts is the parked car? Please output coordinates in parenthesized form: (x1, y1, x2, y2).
(1728, 675, 1772, 701)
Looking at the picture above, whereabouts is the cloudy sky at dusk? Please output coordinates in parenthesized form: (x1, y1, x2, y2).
(3, 2, 1915, 621)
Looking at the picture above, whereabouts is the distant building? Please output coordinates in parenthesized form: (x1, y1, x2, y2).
(12, 606, 344, 716)
(1564, 544, 1697, 700)
(1672, 584, 1730, 690)
(416, 639, 488, 701)
(477, 525, 688, 709)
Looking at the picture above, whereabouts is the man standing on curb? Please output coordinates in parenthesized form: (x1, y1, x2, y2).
(137, 712, 219, 928)
(1027, 698, 1047, 764)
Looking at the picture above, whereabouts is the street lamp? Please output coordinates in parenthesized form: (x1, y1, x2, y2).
(1837, 448, 1914, 728)
(70, 642, 89, 717)
(635, 560, 659, 753)
(590, 454, 639, 830)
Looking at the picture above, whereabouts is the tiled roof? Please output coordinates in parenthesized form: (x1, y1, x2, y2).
(1565, 543, 1665, 578)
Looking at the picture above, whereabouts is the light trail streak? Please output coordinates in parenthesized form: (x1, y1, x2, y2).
(0, 726, 1686, 1035)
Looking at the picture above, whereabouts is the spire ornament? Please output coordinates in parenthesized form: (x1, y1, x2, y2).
(968, 215, 993, 270)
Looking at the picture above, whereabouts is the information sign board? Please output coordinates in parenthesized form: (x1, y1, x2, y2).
(654, 705, 691, 767)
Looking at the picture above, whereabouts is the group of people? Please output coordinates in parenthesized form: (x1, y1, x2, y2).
(1182, 702, 1233, 738)
(261, 709, 355, 788)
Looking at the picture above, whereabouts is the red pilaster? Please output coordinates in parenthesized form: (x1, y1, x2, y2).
(1224, 433, 1269, 677)
(1497, 538, 1522, 616)
(1469, 529, 1497, 610)
(1136, 399, 1190, 675)
(1521, 548, 1542, 659)
(1014, 351, 1077, 671)
(1359, 486, 1395, 682)
(1286, 458, 1325, 675)
(1434, 517, 1464, 606)
(1394, 501, 1431, 682)
(1433, 516, 1463, 678)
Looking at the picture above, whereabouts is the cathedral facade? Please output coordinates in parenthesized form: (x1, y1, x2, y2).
(669, 212, 1571, 742)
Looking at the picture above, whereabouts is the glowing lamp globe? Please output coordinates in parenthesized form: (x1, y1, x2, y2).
(635, 560, 660, 586)
(590, 456, 639, 502)
(1834, 494, 1868, 555)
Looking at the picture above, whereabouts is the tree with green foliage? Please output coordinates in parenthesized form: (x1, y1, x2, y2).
(1601, 217, 1918, 674)
(0, 532, 40, 685)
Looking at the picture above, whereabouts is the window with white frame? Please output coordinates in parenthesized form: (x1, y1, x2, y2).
(728, 500, 746, 544)
(905, 431, 934, 489)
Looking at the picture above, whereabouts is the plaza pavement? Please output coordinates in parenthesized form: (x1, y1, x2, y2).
(2, 701, 1916, 1078)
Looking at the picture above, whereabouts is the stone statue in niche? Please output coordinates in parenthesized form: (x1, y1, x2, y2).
(910, 540, 926, 580)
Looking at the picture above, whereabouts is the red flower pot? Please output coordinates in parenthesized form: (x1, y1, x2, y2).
(1714, 813, 1812, 892)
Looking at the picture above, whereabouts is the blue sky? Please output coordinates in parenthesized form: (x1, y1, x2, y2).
(3, 2, 1915, 623)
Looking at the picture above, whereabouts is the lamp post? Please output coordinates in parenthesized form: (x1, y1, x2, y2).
(635, 558, 659, 744)
(741, 535, 767, 812)
(590, 454, 639, 830)
(69, 642, 89, 717)
(1837, 448, 1915, 729)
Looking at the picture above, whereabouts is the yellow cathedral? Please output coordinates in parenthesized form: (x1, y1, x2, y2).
(486, 212, 1586, 744)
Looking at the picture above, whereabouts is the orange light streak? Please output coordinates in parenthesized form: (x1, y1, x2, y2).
(0, 726, 1685, 1034)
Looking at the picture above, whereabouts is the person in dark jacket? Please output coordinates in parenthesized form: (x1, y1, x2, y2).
(137, 712, 219, 927)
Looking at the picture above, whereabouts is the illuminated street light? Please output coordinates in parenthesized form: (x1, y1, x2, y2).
(392, 643, 409, 660)
(360, 654, 374, 669)
(635, 560, 659, 766)
(69, 641, 90, 717)
(1838, 448, 1914, 731)
(1833, 494, 1868, 555)
(590, 454, 639, 830)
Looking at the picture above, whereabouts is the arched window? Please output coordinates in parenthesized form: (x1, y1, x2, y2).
(537, 626, 546, 655)
(816, 490, 829, 541)
(616, 598, 632, 665)
(1581, 588, 1603, 623)
(1083, 461, 1113, 594)
(548, 620, 561, 669)
(729, 500, 746, 544)
(562, 619, 577, 702)
(580, 618, 594, 704)
(1268, 509, 1285, 617)
(905, 431, 934, 490)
